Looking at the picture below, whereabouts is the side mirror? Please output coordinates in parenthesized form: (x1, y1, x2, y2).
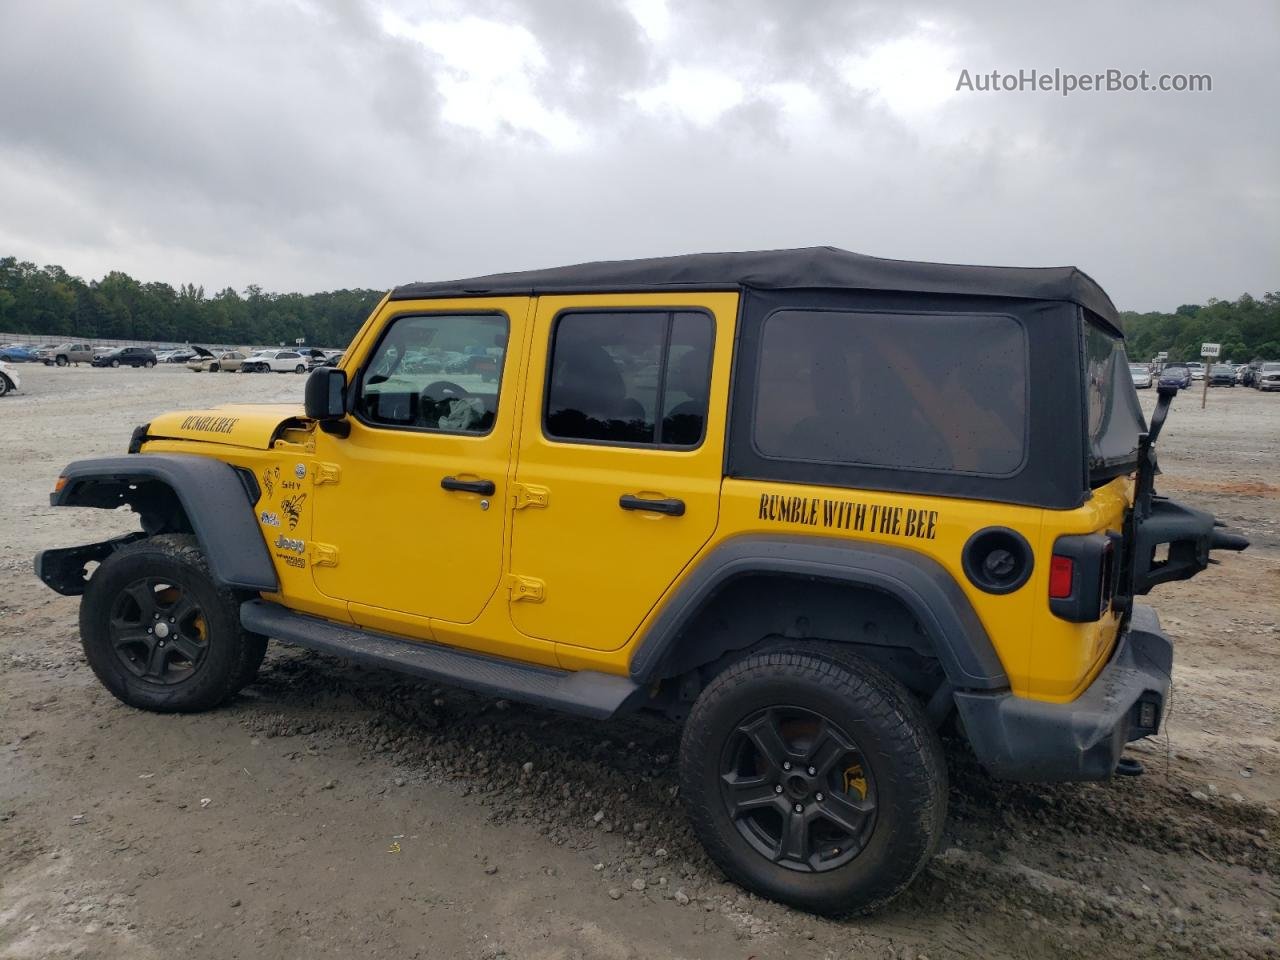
(305, 367, 347, 422)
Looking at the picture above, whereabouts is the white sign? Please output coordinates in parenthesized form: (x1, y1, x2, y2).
(1200, 342, 1221, 358)
(1157, 351, 1168, 360)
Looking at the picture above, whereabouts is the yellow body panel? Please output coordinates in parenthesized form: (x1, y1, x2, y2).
(140, 292, 1133, 705)
(511, 292, 739, 652)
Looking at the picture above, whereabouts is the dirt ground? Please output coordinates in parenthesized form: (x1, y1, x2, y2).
(1, 364, 1276, 960)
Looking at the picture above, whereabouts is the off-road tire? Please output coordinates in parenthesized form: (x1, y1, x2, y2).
(79, 534, 268, 712)
(679, 645, 947, 917)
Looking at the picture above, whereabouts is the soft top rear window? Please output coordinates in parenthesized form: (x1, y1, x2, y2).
(1084, 315, 1145, 483)
(752, 309, 1028, 476)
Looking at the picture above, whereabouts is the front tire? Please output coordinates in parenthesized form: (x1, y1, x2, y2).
(79, 535, 268, 712)
(56, 355, 68, 367)
(110, 359, 120, 368)
(679, 646, 946, 917)
(208, 362, 219, 372)
(0, 375, 9, 397)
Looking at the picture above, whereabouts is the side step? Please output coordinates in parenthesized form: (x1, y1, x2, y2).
(240, 600, 644, 720)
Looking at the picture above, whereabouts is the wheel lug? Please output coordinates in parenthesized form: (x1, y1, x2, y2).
(807, 766, 816, 776)
(153, 613, 159, 620)
(169, 617, 175, 623)
(793, 803, 803, 813)
(816, 792, 825, 801)
(774, 785, 783, 794)
(782, 761, 791, 771)
(146, 627, 152, 634)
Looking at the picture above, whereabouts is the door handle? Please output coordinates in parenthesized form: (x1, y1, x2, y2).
(619, 494, 685, 516)
(441, 476, 496, 495)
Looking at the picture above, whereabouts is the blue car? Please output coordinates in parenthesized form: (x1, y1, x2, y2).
(1159, 362, 1192, 389)
(0, 344, 39, 363)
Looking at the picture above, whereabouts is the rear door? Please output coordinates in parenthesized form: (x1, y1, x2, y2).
(507, 293, 737, 651)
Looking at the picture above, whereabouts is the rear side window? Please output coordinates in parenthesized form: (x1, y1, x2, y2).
(545, 310, 713, 447)
(753, 309, 1027, 475)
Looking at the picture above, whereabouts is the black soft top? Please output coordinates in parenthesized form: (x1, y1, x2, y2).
(390, 246, 1120, 330)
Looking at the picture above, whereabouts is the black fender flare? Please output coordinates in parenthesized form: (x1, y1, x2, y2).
(44, 454, 278, 593)
(629, 534, 1008, 690)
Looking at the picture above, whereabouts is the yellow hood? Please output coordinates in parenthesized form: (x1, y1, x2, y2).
(147, 404, 308, 449)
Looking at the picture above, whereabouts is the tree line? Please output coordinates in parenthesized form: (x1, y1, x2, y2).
(0, 257, 384, 349)
(2, 255, 1277, 359)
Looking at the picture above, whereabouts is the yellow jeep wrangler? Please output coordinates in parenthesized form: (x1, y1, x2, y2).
(36, 248, 1246, 915)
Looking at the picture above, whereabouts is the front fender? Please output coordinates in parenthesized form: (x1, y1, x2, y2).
(44, 454, 278, 593)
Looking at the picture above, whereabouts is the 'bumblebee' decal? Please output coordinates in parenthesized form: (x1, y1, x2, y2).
(180, 415, 239, 435)
(758, 492, 938, 541)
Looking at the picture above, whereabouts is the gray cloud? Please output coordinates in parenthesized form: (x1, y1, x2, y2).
(0, 0, 1275, 308)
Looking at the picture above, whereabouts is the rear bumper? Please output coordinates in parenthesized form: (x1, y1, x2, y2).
(954, 604, 1171, 782)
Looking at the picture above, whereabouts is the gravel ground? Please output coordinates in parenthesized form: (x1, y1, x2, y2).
(1, 365, 1277, 960)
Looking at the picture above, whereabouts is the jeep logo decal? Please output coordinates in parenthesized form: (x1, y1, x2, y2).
(273, 535, 305, 553)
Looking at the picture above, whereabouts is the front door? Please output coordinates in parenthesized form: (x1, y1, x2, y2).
(311, 298, 530, 624)
(508, 293, 737, 651)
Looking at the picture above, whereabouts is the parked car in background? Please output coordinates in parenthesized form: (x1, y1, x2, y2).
(1159, 362, 1192, 389)
(0, 359, 20, 396)
(187, 347, 248, 373)
(0, 344, 40, 363)
(240, 349, 309, 373)
(1186, 361, 1205, 380)
(164, 349, 197, 364)
(306, 349, 343, 371)
(1256, 362, 1280, 392)
(1208, 364, 1236, 387)
(91, 346, 157, 368)
(1129, 363, 1152, 389)
(38, 342, 95, 366)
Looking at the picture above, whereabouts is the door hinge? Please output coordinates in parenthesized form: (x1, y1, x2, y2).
(511, 482, 549, 510)
(507, 574, 545, 602)
(309, 542, 339, 568)
(314, 462, 341, 485)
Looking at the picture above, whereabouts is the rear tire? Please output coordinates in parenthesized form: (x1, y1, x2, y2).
(209, 363, 219, 372)
(294, 364, 306, 374)
(679, 645, 946, 917)
(79, 535, 268, 712)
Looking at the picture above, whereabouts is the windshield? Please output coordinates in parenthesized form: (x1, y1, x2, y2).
(1129, 364, 1147, 373)
(1085, 318, 1145, 484)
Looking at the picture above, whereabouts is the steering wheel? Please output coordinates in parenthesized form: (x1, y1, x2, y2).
(421, 380, 469, 400)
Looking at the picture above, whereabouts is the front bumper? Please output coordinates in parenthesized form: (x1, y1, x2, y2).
(953, 604, 1172, 782)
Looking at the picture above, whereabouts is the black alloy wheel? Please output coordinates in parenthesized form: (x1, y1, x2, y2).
(108, 577, 210, 684)
(719, 705, 876, 873)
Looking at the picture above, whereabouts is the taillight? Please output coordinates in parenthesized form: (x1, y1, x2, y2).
(1048, 533, 1116, 622)
(1048, 555, 1074, 598)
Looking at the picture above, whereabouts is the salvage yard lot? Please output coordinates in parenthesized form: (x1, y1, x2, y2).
(2, 365, 1277, 959)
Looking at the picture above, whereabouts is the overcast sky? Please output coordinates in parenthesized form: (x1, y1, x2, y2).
(0, 0, 1275, 309)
